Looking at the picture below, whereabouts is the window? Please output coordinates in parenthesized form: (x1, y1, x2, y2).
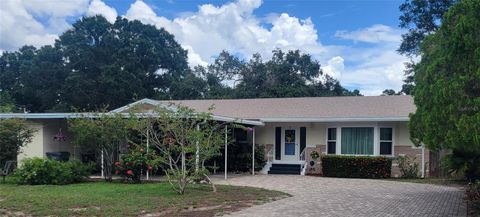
(341, 127, 374, 155)
(327, 128, 336, 154)
(380, 128, 393, 155)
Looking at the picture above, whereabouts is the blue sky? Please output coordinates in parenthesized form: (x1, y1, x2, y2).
(0, 0, 409, 95)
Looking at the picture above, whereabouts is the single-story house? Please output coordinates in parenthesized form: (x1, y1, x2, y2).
(0, 95, 437, 178)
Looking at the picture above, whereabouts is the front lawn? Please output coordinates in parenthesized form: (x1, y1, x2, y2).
(0, 181, 288, 216)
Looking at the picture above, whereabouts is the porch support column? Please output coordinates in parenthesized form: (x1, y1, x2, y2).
(252, 127, 255, 176)
(146, 130, 150, 180)
(421, 143, 425, 178)
(224, 125, 228, 180)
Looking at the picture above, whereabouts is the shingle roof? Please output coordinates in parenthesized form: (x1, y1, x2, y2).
(154, 95, 415, 121)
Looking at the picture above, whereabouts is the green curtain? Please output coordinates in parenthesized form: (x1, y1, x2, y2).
(341, 127, 374, 155)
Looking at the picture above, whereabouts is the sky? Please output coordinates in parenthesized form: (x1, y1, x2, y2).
(0, 0, 410, 95)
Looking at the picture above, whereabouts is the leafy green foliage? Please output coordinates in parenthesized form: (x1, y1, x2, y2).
(409, 0, 480, 180)
(398, 0, 459, 56)
(14, 158, 93, 185)
(1, 15, 359, 112)
(396, 155, 419, 178)
(68, 113, 133, 182)
(442, 150, 480, 181)
(0, 16, 191, 112)
(215, 143, 266, 173)
(201, 50, 361, 99)
(465, 180, 480, 214)
(321, 155, 392, 178)
(0, 119, 35, 165)
(132, 104, 225, 194)
(397, 0, 459, 94)
(115, 144, 159, 183)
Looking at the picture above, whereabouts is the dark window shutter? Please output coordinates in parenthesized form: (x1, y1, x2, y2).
(300, 127, 306, 153)
(275, 127, 281, 160)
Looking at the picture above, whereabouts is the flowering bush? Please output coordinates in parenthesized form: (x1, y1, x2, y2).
(321, 155, 392, 178)
(115, 144, 158, 183)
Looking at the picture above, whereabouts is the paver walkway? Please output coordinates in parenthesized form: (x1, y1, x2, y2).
(213, 175, 467, 217)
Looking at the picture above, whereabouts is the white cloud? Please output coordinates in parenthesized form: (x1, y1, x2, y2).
(0, 0, 90, 51)
(125, 0, 326, 67)
(321, 56, 344, 80)
(335, 24, 402, 44)
(0, 0, 408, 96)
(86, 0, 118, 23)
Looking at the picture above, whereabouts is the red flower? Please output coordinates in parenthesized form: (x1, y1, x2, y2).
(115, 170, 120, 174)
(147, 166, 153, 171)
(114, 162, 121, 166)
(127, 170, 133, 175)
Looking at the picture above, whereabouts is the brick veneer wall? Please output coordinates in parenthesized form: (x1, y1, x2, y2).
(391, 146, 430, 178)
(305, 145, 325, 175)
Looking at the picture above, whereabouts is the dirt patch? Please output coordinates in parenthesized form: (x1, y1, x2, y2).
(0, 209, 32, 217)
(68, 206, 101, 212)
(139, 195, 289, 217)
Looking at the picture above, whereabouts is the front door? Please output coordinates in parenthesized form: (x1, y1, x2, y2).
(281, 128, 299, 162)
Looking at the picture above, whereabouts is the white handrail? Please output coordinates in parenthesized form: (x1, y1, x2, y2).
(300, 149, 307, 175)
(299, 148, 306, 161)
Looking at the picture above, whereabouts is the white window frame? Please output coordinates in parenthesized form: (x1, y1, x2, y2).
(324, 122, 395, 156)
(326, 128, 337, 154)
(379, 127, 395, 156)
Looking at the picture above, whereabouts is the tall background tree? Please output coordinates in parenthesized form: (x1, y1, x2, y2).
(1, 15, 360, 113)
(409, 0, 479, 180)
(397, 0, 459, 94)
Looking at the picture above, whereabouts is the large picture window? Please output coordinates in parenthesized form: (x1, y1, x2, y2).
(341, 127, 374, 155)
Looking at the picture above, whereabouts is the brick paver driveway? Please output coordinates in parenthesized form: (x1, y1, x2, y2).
(214, 175, 466, 217)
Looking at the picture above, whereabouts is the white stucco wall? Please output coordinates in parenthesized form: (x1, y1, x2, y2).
(395, 122, 414, 147)
(17, 121, 43, 163)
(17, 119, 77, 162)
(255, 122, 326, 147)
(254, 121, 413, 151)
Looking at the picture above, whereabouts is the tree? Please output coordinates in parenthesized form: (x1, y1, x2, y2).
(0, 119, 36, 165)
(69, 113, 133, 182)
(58, 16, 190, 110)
(398, 0, 459, 94)
(206, 50, 361, 98)
(0, 15, 193, 112)
(133, 104, 225, 194)
(381, 89, 398, 96)
(409, 0, 480, 180)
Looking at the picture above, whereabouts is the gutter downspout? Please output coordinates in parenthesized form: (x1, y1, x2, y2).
(421, 143, 425, 178)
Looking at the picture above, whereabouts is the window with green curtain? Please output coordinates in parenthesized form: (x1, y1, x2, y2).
(341, 127, 374, 155)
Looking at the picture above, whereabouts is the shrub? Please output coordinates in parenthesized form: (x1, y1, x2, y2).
(465, 181, 480, 214)
(396, 155, 419, 178)
(321, 155, 392, 178)
(14, 158, 93, 185)
(115, 144, 158, 183)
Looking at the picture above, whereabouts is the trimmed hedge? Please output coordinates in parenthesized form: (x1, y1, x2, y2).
(321, 155, 392, 178)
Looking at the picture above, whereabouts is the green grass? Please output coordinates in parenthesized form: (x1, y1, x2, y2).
(0, 180, 288, 216)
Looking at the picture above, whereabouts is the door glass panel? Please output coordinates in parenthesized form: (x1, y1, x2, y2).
(285, 129, 296, 155)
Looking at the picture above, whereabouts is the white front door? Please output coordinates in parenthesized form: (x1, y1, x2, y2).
(281, 128, 299, 162)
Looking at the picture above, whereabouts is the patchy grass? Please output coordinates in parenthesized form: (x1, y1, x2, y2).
(386, 178, 467, 187)
(0, 181, 288, 217)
